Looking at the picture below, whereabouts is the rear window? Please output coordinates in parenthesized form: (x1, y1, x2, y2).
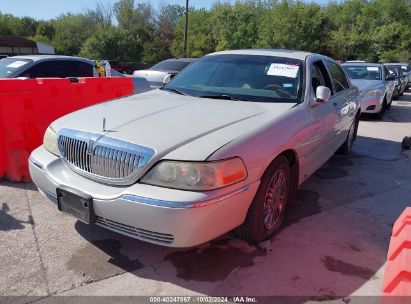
(342, 65, 382, 80)
(0, 58, 32, 78)
(150, 60, 193, 72)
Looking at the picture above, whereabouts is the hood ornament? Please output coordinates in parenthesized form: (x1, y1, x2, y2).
(102, 117, 117, 133)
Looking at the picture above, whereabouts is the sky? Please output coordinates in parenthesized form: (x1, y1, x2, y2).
(0, 0, 331, 20)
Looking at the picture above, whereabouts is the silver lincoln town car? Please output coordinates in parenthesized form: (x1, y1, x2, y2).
(29, 50, 360, 247)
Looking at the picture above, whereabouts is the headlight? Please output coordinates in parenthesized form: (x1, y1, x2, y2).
(363, 89, 383, 97)
(141, 158, 247, 191)
(43, 125, 60, 156)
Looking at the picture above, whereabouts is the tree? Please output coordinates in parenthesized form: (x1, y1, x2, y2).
(211, 2, 260, 51)
(84, 1, 113, 30)
(79, 27, 144, 62)
(256, 1, 325, 53)
(142, 4, 185, 64)
(52, 14, 96, 55)
(36, 21, 55, 41)
(172, 8, 215, 57)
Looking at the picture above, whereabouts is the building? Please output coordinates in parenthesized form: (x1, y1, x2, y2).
(0, 35, 55, 56)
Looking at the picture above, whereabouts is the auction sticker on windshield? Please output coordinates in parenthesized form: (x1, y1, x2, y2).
(367, 67, 379, 71)
(267, 63, 299, 78)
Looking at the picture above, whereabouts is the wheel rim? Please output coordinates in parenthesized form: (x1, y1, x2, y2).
(263, 169, 287, 231)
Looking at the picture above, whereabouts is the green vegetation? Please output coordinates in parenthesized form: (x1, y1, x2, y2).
(0, 0, 410, 65)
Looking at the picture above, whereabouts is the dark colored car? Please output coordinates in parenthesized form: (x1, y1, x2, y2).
(133, 58, 197, 88)
(0, 55, 98, 78)
(0, 55, 126, 79)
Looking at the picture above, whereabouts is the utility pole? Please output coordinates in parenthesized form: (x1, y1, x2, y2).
(183, 0, 189, 57)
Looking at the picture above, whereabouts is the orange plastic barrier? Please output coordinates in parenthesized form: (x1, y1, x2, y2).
(382, 207, 411, 302)
(0, 77, 134, 182)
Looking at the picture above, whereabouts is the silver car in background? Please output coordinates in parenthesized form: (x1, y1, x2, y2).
(133, 58, 197, 88)
(342, 63, 395, 115)
(29, 49, 360, 247)
(385, 63, 410, 91)
(385, 64, 407, 97)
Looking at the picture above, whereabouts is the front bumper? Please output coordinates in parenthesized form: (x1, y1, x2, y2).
(359, 94, 384, 113)
(29, 146, 259, 247)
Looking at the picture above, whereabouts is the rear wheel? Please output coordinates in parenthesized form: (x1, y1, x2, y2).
(234, 156, 290, 243)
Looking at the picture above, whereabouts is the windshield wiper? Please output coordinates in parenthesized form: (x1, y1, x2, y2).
(161, 87, 189, 96)
(197, 94, 249, 101)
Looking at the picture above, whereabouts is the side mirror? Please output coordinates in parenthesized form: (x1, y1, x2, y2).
(315, 86, 331, 103)
(162, 74, 172, 86)
(386, 74, 396, 81)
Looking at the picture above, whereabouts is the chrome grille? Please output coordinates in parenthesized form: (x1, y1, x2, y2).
(95, 216, 174, 244)
(57, 129, 155, 185)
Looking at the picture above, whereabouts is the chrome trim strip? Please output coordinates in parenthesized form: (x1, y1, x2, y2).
(57, 128, 155, 186)
(29, 157, 44, 171)
(121, 184, 251, 208)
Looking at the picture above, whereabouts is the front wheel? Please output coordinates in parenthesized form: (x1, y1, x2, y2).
(234, 156, 290, 243)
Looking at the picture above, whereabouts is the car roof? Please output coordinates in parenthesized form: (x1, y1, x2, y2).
(8, 55, 93, 62)
(164, 58, 197, 63)
(342, 62, 382, 67)
(208, 49, 315, 60)
(384, 63, 409, 66)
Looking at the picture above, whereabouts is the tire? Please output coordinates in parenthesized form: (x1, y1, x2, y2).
(234, 156, 290, 243)
(378, 97, 387, 117)
(339, 114, 358, 155)
(386, 95, 392, 110)
(393, 88, 399, 100)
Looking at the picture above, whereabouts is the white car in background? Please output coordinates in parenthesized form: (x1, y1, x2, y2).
(342, 62, 395, 116)
(133, 58, 197, 88)
(29, 49, 360, 247)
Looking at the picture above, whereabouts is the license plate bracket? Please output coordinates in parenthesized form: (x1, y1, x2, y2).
(56, 185, 95, 224)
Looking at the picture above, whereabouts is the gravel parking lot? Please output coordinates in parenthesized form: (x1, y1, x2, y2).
(1, 93, 411, 303)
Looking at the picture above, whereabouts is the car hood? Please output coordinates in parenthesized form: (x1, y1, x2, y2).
(52, 89, 294, 160)
(351, 79, 384, 94)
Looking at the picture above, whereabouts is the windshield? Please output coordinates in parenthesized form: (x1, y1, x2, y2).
(0, 58, 32, 78)
(164, 54, 304, 103)
(342, 65, 382, 80)
(150, 60, 193, 72)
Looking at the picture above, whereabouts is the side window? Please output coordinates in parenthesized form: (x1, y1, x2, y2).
(325, 61, 349, 93)
(311, 61, 332, 96)
(19, 60, 94, 78)
(384, 66, 390, 80)
(20, 61, 62, 78)
(60, 61, 94, 77)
